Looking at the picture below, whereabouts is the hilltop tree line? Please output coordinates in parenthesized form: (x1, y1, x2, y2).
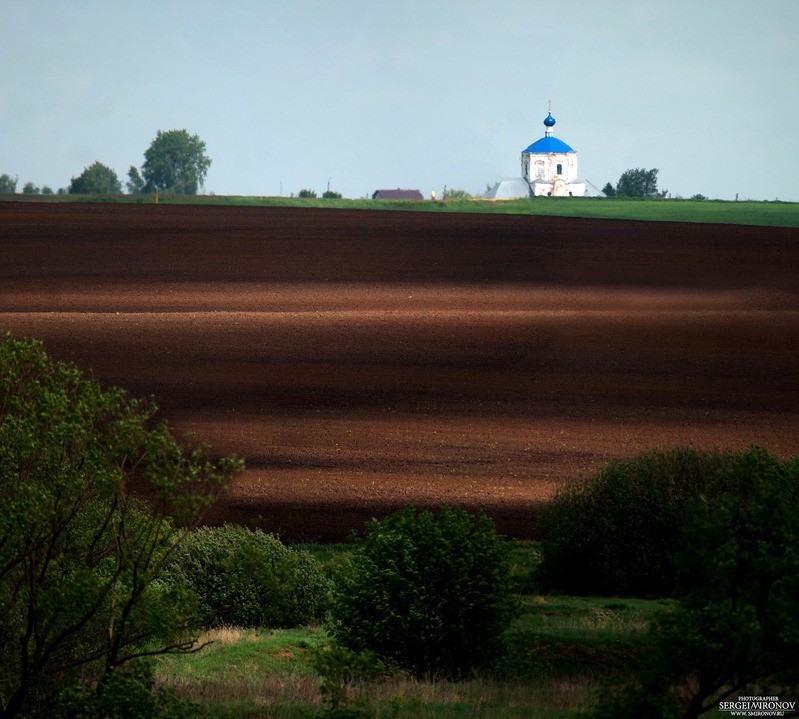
(0, 129, 211, 197)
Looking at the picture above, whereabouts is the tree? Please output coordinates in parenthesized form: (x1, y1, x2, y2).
(22, 182, 40, 194)
(0, 174, 18, 193)
(602, 182, 616, 197)
(126, 165, 145, 194)
(322, 190, 342, 199)
(0, 334, 243, 717)
(298, 188, 317, 198)
(139, 129, 211, 195)
(538, 447, 738, 597)
(592, 448, 799, 719)
(331, 506, 517, 679)
(68, 162, 123, 195)
(615, 167, 664, 198)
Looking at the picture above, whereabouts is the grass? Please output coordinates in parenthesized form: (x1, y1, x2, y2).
(3, 192, 798, 227)
(155, 623, 611, 718)
(154, 542, 667, 718)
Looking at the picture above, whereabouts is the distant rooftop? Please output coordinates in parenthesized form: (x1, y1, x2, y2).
(372, 189, 424, 200)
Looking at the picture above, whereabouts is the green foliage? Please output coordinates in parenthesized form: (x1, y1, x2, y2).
(68, 161, 123, 194)
(323, 190, 343, 199)
(441, 187, 471, 199)
(0, 334, 242, 718)
(140, 129, 211, 195)
(308, 644, 386, 716)
(298, 188, 317, 198)
(537, 447, 739, 596)
(127, 165, 145, 194)
(22, 182, 40, 194)
(615, 167, 664, 198)
(601, 182, 616, 197)
(0, 173, 18, 193)
(59, 660, 196, 719)
(591, 448, 799, 719)
(331, 506, 517, 679)
(166, 524, 331, 628)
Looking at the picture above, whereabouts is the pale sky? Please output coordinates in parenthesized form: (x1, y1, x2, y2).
(2, 1, 797, 201)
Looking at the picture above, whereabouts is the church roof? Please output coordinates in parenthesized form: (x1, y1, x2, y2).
(522, 136, 575, 154)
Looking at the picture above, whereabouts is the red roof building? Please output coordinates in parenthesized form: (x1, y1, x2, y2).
(371, 189, 424, 200)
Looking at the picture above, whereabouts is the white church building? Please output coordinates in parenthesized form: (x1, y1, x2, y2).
(487, 109, 587, 198)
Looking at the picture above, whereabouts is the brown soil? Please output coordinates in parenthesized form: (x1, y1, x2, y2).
(1, 201, 797, 541)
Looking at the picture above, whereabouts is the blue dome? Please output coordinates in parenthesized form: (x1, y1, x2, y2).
(543, 113, 556, 127)
(522, 136, 575, 154)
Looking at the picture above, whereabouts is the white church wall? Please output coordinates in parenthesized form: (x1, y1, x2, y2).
(523, 152, 584, 196)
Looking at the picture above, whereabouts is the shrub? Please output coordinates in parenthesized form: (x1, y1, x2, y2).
(60, 660, 196, 719)
(167, 524, 331, 628)
(537, 447, 740, 596)
(308, 644, 386, 716)
(330, 505, 517, 679)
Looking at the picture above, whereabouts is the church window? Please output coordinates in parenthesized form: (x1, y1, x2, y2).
(556, 163, 563, 175)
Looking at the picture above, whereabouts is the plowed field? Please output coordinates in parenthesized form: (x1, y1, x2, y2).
(2, 201, 797, 540)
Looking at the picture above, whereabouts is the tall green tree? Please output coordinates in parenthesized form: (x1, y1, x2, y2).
(139, 129, 211, 195)
(0, 174, 17, 193)
(68, 162, 123, 195)
(0, 334, 243, 717)
(615, 167, 664, 197)
(126, 166, 144, 194)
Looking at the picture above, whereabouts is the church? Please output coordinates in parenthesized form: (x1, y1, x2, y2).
(486, 109, 587, 198)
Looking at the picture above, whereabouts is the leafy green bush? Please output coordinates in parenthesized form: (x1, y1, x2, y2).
(537, 447, 740, 596)
(167, 524, 331, 628)
(59, 660, 196, 719)
(330, 506, 517, 679)
(591, 448, 799, 718)
(308, 644, 386, 717)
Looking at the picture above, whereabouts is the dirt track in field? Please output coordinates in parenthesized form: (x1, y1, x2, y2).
(1, 201, 797, 541)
